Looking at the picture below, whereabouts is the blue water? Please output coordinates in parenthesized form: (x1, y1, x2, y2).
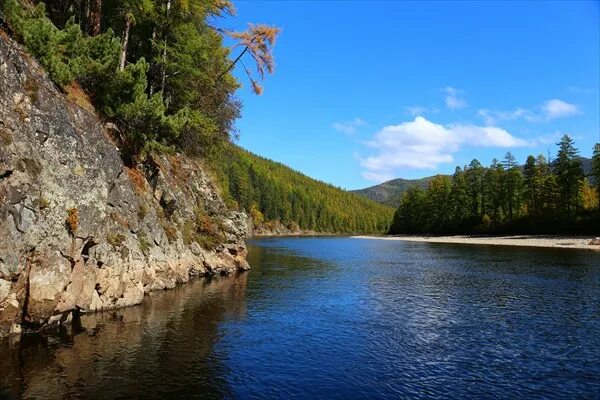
(1, 237, 600, 399)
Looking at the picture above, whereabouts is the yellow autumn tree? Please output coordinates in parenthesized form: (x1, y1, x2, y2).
(221, 24, 281, 94)
(581, 178, 599, 210)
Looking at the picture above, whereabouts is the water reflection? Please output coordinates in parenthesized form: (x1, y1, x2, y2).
(0, 274, 249, 400)
(1, 238, 599, 400)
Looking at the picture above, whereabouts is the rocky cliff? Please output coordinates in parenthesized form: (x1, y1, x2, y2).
(0, 33, 251, 338)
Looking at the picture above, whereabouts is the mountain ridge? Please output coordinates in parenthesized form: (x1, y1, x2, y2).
(353, 157, 594, 206)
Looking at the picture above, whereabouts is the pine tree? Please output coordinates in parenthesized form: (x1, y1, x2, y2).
(502, 152, 523, 220)
(449, 166, 470, 224)
(390, 187, 427, 234)
(523, 155, 539, 216)
(535, 154, 551, 214)
(592, 143, 600, 208)
(426, 175, 452, 230)
(553, 134, 584, 217)
(484, 158, 504, 223)
(465, 159, 484, 217)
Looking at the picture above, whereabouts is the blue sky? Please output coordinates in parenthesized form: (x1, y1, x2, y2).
(224, 1, 599, 190)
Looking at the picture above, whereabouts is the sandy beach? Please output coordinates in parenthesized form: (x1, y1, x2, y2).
(353, 235, 600, 251)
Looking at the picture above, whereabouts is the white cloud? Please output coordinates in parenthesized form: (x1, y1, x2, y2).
(477, 99, 580, 124)
(443, 87, 467, 110)
(359, 116, 529, 182)
(332, 118, 367, 135)
(541, 99, 580, 119)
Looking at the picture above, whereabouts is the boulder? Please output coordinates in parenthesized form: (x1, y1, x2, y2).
(26, 252, 71, 324)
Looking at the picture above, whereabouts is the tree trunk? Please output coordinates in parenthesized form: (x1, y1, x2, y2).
(118, 15, 132, 71)
(83, 0, 90, 35)
(160, 0, 172, 95)
(89, 0, 102, 36)
(149, 26, 157, 96)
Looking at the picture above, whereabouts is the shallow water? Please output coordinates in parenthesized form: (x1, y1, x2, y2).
(1, 237, 600, 399)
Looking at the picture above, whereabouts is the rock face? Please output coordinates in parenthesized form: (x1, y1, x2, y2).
(0, 33, 251, 338)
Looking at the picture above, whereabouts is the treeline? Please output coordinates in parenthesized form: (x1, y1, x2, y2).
(1, 0, 278, 161)
(213, 146, 395, 234)
(390, 135, 600, 235)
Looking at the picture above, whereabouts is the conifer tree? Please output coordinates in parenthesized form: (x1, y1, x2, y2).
(502, 152, 523, 220)
(592, 143, 600, 208)
(553, 135, 584, 217)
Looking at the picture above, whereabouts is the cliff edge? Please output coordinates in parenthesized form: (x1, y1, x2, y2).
(0, 33, 251, 338)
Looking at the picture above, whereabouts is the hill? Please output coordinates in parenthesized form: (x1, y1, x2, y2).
(212, 146, 395, 234)
(351, 176, 436, 206)
(353, 157, 594, 206)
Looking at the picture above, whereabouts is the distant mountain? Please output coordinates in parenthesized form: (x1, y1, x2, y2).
(353, 157, 594, 207)
(351, 176, 436, 206)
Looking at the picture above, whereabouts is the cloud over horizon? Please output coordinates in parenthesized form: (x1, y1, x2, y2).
(359, 116, 530, 182)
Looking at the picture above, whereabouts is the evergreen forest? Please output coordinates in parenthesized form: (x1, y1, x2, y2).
(390, 135, 600, 235)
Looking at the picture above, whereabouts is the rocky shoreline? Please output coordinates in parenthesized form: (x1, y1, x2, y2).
(353, 235, 600, 250)
(0, 34, 251, 339)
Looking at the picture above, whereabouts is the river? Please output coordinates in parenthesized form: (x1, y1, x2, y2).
(1, 237, 599, 399)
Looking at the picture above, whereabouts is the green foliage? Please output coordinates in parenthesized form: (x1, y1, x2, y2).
(212, 146, 394, 234)
(390, 186, 427, 234)
(553, 134, 584, 217)
(182, 206, 225, 250)
(138, 232, 151, 254)
(592, 143, 600, 206)
(390, 136, 599, 235)
(3, 0, 119, 86)
(107, 232, 127, 248)
(2, 0, 248, 160)
(164, 21, 240, 138)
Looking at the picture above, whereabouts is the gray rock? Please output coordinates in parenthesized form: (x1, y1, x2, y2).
(0, 34, 251, 338)
(0, 279, 10, 304)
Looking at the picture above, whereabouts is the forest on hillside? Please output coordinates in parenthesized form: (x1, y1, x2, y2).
(390, 136, 600, 235)
(0, 0, 395, 235)
(1, 0, 278, 160)
(213, 146, 394, 234)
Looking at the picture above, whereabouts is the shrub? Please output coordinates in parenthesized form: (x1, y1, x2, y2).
(137, 204, 149, 220)
(106, 232, 126, 248)
(137, 232, 150, 254)
(65, 207, 78, 235)
(35, 196, 50, 210)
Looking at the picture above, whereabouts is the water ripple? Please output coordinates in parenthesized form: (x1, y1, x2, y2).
(1, 237, 599, 399)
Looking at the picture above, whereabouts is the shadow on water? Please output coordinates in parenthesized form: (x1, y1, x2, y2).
(0, 242, 338, 400)
(0, 274, 251, 400)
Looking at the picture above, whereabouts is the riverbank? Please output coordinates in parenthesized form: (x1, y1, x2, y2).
(353, 235, 600, 250)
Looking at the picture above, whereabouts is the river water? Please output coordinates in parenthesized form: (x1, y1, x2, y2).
(1, 237, 599, 399)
